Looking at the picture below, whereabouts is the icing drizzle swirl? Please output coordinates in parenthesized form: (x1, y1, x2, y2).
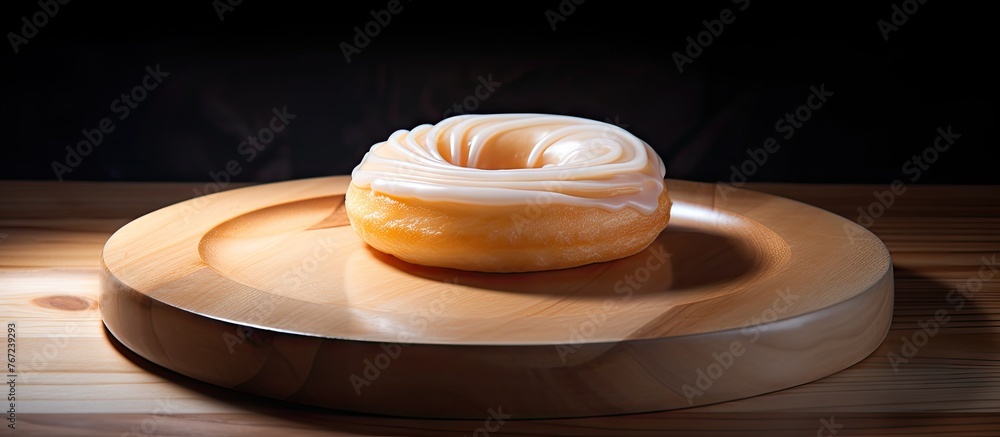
(350, 114, 666, 214)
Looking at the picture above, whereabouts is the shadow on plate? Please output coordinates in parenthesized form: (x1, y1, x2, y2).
(367, 225, 759, 298)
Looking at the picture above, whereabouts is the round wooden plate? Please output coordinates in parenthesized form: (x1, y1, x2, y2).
(100, 176, 893, 419)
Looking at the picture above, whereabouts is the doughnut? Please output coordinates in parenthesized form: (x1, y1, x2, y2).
(345, 113, 671, 273)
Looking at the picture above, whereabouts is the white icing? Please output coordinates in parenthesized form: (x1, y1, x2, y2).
(350, 114, 666, 214)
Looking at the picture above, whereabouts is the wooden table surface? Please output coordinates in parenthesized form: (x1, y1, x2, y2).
(1, 180, 998, 436)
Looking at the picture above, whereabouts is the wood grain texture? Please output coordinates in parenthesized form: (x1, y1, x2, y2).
(97, 177, 893, 418)
(1, 180, 998, 435)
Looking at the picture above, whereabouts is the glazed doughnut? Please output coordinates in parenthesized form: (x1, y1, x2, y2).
(345, 113, 671, 272)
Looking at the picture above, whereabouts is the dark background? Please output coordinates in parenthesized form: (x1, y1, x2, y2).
(1, 0, 996, 184)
